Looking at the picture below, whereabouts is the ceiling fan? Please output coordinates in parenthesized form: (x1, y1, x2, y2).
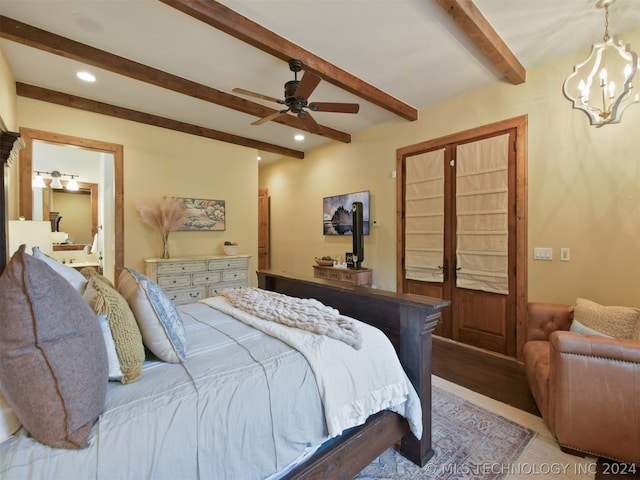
(233, 59, 360, 134)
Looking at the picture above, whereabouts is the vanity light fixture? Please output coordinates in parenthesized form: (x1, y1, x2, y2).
(563, 0, 639, 126)
(33, 170, 80, 190)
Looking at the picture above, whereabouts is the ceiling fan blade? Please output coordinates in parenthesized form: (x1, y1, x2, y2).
(233, 88, 284, 105)
(299, 111, 322, 134)
(308, 102, 360, 114)
(294, 71, 321, 100)
(252, 109, 289, 126)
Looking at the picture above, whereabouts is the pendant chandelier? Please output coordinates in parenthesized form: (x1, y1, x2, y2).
(563, 0, 639, 127)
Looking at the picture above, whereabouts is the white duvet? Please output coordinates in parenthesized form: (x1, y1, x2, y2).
(200, 295, 422, 439)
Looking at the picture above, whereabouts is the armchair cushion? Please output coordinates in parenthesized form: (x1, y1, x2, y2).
(573, 297, 640, 340)
(569, 319, 612, 337)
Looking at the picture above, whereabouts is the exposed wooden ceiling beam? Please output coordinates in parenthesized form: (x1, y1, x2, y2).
(160, 0, 419, 121)
(0, 15, 350, 145)
(436, 0, 526, 85)
(16, 83, 305, 159)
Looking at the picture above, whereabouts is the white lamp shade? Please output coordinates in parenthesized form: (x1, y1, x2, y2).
(32, 175, 46, 189)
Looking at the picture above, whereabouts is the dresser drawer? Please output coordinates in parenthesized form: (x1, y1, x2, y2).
(222, 270, 248, 282)
(157, 262, 207, 275)
(208, 258, 248, 271)
(208, 282, 246, 297)
(157, 275, 191, 288)
(163, 286, 206, 305)
(192, 271, 222, 285)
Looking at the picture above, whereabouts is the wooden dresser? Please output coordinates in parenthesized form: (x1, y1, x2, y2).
(312, 265, 373, 286)
(145, 255, 250, 305)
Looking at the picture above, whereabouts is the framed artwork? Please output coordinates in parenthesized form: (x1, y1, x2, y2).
(323, 190, 370, 235)
(178, 198, 226, 231)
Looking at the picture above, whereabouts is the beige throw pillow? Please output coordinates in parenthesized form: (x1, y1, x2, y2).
(573, 298, 640, 340)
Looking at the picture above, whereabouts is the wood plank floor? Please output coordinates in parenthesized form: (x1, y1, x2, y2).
(431, 335, 540, 416)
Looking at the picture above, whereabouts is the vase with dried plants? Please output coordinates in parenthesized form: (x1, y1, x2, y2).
(136, 197, 188, 259)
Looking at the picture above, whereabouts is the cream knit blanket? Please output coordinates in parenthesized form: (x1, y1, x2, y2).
(220, 288, 363, 349)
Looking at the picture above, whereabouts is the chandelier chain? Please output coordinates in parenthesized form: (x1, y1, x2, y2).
(603, 4, 610, 42)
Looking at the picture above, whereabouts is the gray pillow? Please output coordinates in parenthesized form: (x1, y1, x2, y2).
(0, 245, 108, 449)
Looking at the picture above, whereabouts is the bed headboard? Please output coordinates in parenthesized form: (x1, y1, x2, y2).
(0, 130, 24, 275)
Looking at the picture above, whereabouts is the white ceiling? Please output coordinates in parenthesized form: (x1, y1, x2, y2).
(1, 0, 639, 164)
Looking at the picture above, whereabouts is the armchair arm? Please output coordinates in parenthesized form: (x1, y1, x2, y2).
(548, 331, 640, 464)
(527, 302, 573, 342)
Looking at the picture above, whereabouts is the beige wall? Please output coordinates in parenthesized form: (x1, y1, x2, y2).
(260, 29, 640, 306)
(0, 47, 16, 131)
(0, 46, 20, 221)
(14, 97, 259, 283)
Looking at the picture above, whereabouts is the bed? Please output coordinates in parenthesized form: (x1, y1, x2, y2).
(0, 137, 449, 479)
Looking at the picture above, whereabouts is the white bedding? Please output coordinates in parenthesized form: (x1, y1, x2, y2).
(1, 293, 421, 479)
(201, 295, 422, 439)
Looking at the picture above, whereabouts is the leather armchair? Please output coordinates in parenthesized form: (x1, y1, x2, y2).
(524, 302, 640, 465)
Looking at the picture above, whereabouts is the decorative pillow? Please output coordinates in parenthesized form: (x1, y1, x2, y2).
(570, 319, 613, 337)
(96, 314, 124, 382)
(83, 275, 145, 384)
(573, 298, 640, 340)
(0, 392, 21, 444)
(80, 267, 115, 289)
(0, 245, 108, 449)
(118, 268, 187, 363)
(32, 246, 87, 292)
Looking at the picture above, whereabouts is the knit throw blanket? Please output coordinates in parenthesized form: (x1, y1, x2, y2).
(220, 288, 363, 350)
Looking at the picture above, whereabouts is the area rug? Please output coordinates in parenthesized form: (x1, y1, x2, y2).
(354, 385, 536, 480)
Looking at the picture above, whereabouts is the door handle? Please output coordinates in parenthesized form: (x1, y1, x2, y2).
(454, 259, 462, 281)
(438, 259, 449, 282)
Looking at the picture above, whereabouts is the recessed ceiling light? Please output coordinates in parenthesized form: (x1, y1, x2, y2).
(257, 156, 261, 161)
(294, 134, 305, 141)
(77, 71, 96, 82)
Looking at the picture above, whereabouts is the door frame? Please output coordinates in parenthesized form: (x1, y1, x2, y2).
(18, 127, 124, 283)
(396, 115, 528, 360)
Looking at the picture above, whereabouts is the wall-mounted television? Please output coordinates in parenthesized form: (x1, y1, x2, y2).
(323, 190, 370, 236)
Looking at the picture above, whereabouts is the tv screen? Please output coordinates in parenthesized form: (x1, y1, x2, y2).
(323, 190, 370, 235)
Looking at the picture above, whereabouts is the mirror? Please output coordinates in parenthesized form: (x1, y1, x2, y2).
(39, 181, 98, 246)
(19, 128, 124, 283)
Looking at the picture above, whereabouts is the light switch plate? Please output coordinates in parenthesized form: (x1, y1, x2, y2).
(533, 247, 553, 260)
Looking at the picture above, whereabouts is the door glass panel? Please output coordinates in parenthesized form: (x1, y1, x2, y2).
(455, 134, 509, 295)
(404, 148, 445, 282)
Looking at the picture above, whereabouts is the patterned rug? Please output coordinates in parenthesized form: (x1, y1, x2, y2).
(355, 386, 536, 480)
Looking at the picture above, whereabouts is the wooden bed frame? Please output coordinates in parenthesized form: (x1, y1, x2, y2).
(258, 270, 449, 479)
(1, 140, 449, 479)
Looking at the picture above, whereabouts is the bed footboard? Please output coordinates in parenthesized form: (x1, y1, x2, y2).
(257, 270, 450, 470)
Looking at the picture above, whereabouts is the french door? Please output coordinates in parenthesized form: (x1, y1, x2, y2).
(398, 123, 523, 357)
